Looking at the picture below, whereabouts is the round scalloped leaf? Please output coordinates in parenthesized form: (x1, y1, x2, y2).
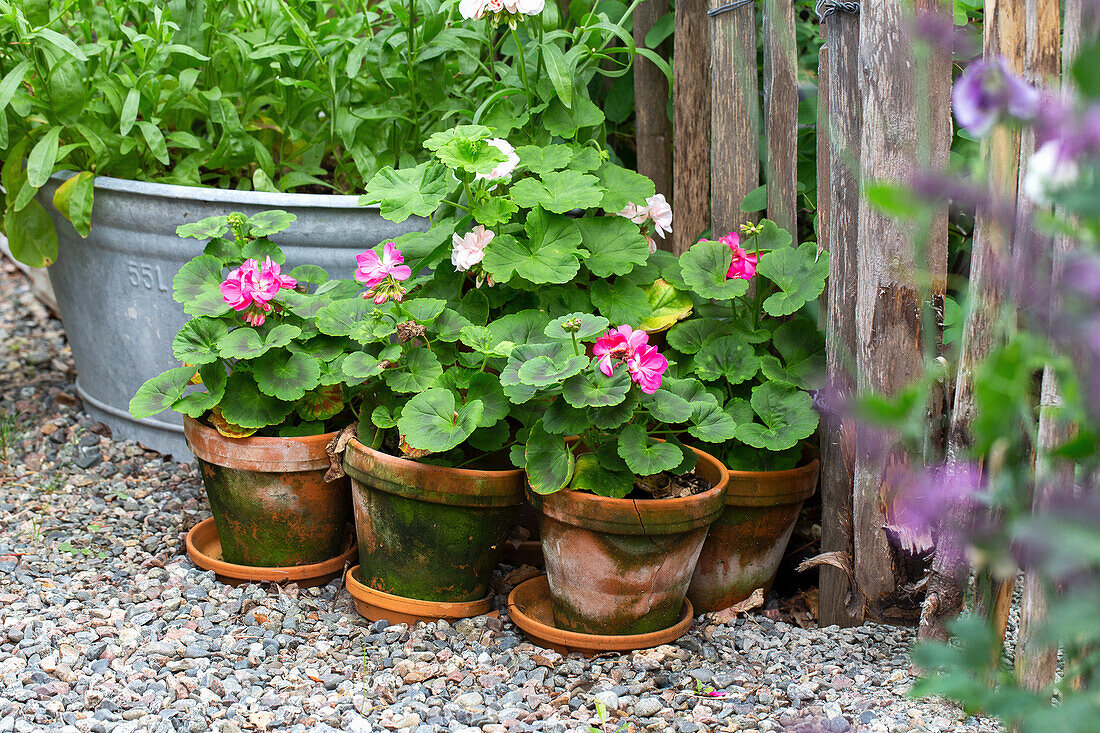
(466, 373, 509, 428)
(207, 405, 258, 438)
(316, 298, 375, 337)
(290, 334, 347, 362)
(252, 350, 321, 401)
(501, 343, 562, 404)
(289, 264, 328, 289)
(576, 217, 649, 278)
(173, 254, 231, 317)
(664, 377, 721, 410)
(517, 144, 573, 175)
(734, 382, 819, 451)
(177, 215, 230, 240)
(543, 399, 591, 435)
(372, 404, 401, 429)
(129, 366, 196, 419)
(247, 210, 296, 237)
(398, 388, 483, 453)
(362, 161, 454, 223)
(459, 325, 515, 357)
(509, 171, 605, 214)
(172, 318, 228, 365)
(680, 241, 751, 301)
(544, 312, 609, 341)
(524, 420, 575, 494)
(468, 420, 511, 452)
(589, 390, 638, 430)
(617, 424, 683, 477)
(342, 350, 392, 380)
(432, 309, 472, 342)
(640, 280, 693, 333)
(172, 363, 228, 419)
(241, 238, 285, 265)
(384, 348, 442, 393)
(217, 324, 301, 360)
(755, 243, 830, 317)
(570, 453, 634, 498)
(296, 384, 343, 422)
(594, 162, 656, 213)
(518, 354, 590, 388)
(481, 211, 582, 285)
(643, 387, 693, 424)
(686, 401, 740, 443)
(218, 372, 296, 429)
(562, 367, 631, 408)
(758, 318, 826, 390)
(695, 336, 761, 384)
(666, 319, 721, 355)
(399, 298, 446, 324)
(590, 279, 650, 325)
(489, 310, 553, 346)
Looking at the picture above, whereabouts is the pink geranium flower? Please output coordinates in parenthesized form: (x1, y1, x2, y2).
(356, 242, 412, 288)
(452, 225, 494, 272)
(626, 344, 668, 394)
(220, 257, 296, 326)
(593, 325, 649, 377)
(720, 232, 758, 281)
(645, 194, 672, 239)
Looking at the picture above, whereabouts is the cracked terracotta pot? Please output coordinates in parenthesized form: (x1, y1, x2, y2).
(343, 438, 525, 605)
(529, 443, 729, 636)
(687, 443, 820, 613)
(185, 417, 353, 567)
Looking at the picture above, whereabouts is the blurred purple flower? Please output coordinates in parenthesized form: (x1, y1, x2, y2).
(953, 58, 1040, 137)
(886, 462, 983, 556)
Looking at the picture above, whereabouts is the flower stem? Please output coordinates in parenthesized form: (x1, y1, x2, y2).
(510, 27, 534, 104)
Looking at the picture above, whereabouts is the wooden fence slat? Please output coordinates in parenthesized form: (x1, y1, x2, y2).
(763, 0, 799, 237)
(634, 0, 673, 202)
(853, 0, 951, 621)
(709, 1, 760, 240)
(673, 0, 711, 253)
(819, 8, 863, 628)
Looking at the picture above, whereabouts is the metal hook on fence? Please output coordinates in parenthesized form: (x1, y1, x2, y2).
(707, 0, 755, 18)
(815, 0, 860, 21)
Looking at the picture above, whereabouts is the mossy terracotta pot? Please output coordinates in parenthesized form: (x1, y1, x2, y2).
(184, 417, 353, 567)
(529, 444, 729, 636)
(343, 438, 526, 604)
(687, 444, 820, 613)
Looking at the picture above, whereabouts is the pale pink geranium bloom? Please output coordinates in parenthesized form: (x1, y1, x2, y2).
(593, 325, 649, 377)
(356, 242, 412, 288)
(504, 0, 545, 14)
(452, 226, 494, 272)
(617, 202, 649, 225)
(645, 235, 657, 254)
(476, 138, 520, 182)
(645, 194, 672, 238)
(459, 0, 488, 19)
(720, 232, 758, 281)
(626, 343, 668, 394)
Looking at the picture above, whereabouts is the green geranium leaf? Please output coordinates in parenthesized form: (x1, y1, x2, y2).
(569, 147, 604, 173)
(501, 343, 565, 403)
(203, 237, 240, 261)
(280, 422, 325, 437)
(667, 319, 720, 355)
(362, 161, 454, 223)
(589, 390, 638, 430)
(509, 171, 605, 214)
(518, 354, 590, 387)
(595, 163, 655, 213)
(398, 388, 483, 453)
(288, 264, 329, 289)
(577, 217, 650, 277)
(172, 363, 228, 419)
(617, 424, 682, 476)
(471, 195, 518, 227)
(664, 377, 721, 410)
(525, 420, 575, 494)
(755, 243, 830, 317)
(543, 95, 605, 138)
(667, 434, 700, 474)
(468, 421, 511, 452)
(735, 382, 819, 451)
(297, 384, 344, 421)
(241, 238, 285, 265)
(432, 309, 472, 342)
(316, 298, 374, 336)
(177, 215, 230, 240)
(640, 279, 693, 332)
(489, 309, 553, 346)
(342, 348, 395, 379)
(432, 136, 505, 175)
(570, 453, 634, 498)
(253, 350, 321, 401)
(482, 209, 582, 285)
(543, 399, 591, 435)
(385, 348, 442, 393)
(173, 254, 231, 317)
(517, 144, 573, 175)
(725, 397, 755, 424)
(372, 404, 401, 428)
(399, 298, 447, 324)
(245, 210, 296, 237)
(759, 319, 826, 390)
(754, 219, 795, 250)
(590, 280, 650, 325)
(172, 318, 229, 365)
(424, 124, 493, 152)
(216, 324, 302, 360)
(562, 367, 631, 408)
(290, 334, 346, 362)
(129, 366, 196, 419)
(466, 372, 509, 427)
(687, 401, 740, 443)
(459, 325, 515, 357)
(680, 241, 751, 301)
(545, 312, 609, 341)
(644, 387, 693, 424)
(696, 335, 761, 385)
(218, 372, 295, 429)
(4, 199, 58, 268)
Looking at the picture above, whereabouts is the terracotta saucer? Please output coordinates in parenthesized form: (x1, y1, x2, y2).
(507, 575, 693, 656)
(186, 517, 356, 588)
(345, 565, 495, 625)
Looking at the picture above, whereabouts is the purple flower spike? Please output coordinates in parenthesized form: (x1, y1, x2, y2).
(953, 58, 1041, 137)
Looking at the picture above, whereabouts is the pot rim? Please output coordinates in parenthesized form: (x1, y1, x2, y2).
(184, 416, 337, 472)
(344, 436, 524, 479)
(528, 443, 730, 536)
(345, 564, 493, 618)
(48, 171, 379, 211)
(722, 441, 820, 507)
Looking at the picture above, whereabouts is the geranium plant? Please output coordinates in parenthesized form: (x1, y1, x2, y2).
(128, 211, 364, 437)
(663, 221, 830, 470)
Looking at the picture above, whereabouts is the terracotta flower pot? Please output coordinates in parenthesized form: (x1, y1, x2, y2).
(343, 438, 526, 604)
(184, 417, 353, 567)
(688, 444, 820, 613)
(529, 444, 729, 636)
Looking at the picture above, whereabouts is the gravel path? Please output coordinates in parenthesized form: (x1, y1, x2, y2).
(0, 262, 998, 733)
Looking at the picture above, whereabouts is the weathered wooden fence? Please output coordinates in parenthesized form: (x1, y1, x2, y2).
(633, 0, 1075, 648)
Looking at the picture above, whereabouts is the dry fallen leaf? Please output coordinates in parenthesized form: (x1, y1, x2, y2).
(711, 587, 765, 623)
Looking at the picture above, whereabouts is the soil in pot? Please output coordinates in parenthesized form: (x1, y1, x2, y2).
(688, 444, 820, 613)
(343, 438, 526, 604)
(529, 444, 729, 636)
(185, 417, 353, 567)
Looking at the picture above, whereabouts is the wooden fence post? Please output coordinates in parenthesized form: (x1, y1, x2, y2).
(818, 4, 863, 628)
(634, 0, 674, 202)
(709, 0, 760, 239)
(854, 0, 951, 622)
(763, 0, 798, 237)
(673, 0, 711, 253)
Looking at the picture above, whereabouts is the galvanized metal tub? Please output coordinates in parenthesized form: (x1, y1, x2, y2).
(38, 174, 424, 462)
